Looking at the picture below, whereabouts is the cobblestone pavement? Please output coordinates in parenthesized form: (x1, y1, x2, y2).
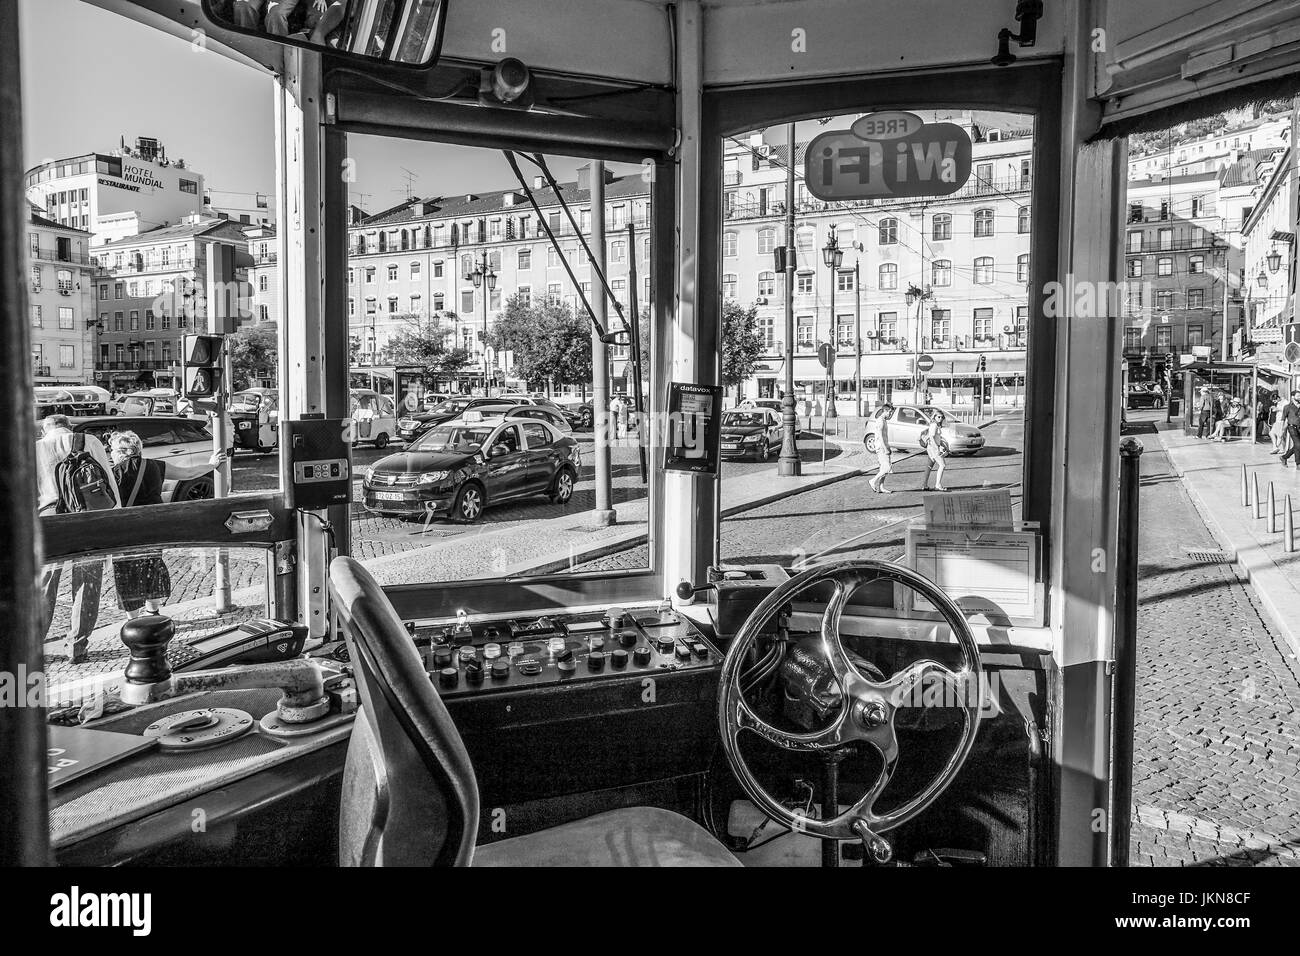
(1130, 445, 1300, 866)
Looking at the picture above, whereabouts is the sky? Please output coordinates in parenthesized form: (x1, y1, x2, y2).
(17, 0, 595, 215)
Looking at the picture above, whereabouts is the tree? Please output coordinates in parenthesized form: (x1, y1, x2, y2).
(383, 312, 470, 390)
(227, 321, 278, 390)
(485, 293, 592, 392)
(720, 300, 766, 403)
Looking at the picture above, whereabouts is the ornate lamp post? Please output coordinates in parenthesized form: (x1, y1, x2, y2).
(821, 225, 843, 419)
(466, 255, 497, 390)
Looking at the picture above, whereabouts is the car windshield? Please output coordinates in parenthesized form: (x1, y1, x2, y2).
(231, 392, 263, 409)
(723, 411, 766, 427)
(427, 399, 471, 415)
(410, 424, 494, 452)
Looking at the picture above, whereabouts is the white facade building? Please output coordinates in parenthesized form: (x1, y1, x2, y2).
(24, 137, 207, 243)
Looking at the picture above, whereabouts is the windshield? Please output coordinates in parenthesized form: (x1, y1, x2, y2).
(722, 411, 766, 427)
(231, 392, 263, 409)
(427, 399, 471, 416)
(410, 424, 494, 452)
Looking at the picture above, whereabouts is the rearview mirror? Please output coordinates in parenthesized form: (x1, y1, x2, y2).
(202, 0, 448, 67)
(489, 444, 508, 458)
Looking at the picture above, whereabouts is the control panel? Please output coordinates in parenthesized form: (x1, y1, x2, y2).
(409, 605, 719, 699)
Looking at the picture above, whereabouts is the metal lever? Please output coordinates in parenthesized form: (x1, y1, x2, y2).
(851, 818, 893, 865)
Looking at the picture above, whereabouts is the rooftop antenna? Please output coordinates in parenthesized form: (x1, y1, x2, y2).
(393, 167, 418, 201)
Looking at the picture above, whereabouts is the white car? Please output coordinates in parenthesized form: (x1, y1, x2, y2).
(70, 415, 222, 502)
(864, 405, 986, 456)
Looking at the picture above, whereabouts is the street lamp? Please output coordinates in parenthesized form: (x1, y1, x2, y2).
(1267, 246, 1282, 273)
(1257, 270, 1269, 289)
(821, 225, 843, 419)
(466, 255, 497, 391)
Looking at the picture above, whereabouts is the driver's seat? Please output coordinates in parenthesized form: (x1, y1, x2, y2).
(329, 557, 740, 867)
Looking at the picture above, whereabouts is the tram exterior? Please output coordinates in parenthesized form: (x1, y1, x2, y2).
(2, 0, 1299, 903)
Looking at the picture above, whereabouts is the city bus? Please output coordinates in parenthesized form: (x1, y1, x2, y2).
(4, 0, 1295, 882)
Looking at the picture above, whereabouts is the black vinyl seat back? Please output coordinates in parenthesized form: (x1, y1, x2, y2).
(329, 556, 479, 866)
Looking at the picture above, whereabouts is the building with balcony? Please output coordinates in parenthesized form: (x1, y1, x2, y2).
(90, 216, 252, 390)
(1122, 171, 1241, 376)
(24, 136, 207, 244)
(722, 113, 1034, 408)
(245, 226, 279, 327)
(346, 166, 651, 388)
(27, 205, 96, 386)
(1240, 144, 1296, 341)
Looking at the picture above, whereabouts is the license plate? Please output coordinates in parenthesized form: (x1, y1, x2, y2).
(238, 421, 251, 430)
(722, 443, 738, 450)
(375, 491, 406, 501)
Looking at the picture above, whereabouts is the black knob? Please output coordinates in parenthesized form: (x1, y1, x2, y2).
(611, 649, 629, 668)
(491, 660, 510, 680)
(587, 651, 606, 672)
(465, 659, 485, 683)
(605, 606, 628, 627)
(655, 635, 675, 653)
(433, 646, 453, 668)
(120, 614, 175, 687)
(674, 580, 695, 600)
(619, 630, 639, 647)
(633, 646, 652, 665)
(439, 667, 458, 688)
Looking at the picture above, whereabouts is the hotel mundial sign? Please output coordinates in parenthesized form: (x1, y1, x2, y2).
(805, 111, 973, 200)
(99, 160, 167, 194)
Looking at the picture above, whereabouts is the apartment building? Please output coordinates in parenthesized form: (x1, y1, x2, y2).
(27, 206, 96, 386)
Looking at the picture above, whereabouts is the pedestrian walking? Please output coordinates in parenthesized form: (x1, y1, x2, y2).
(107, 431, 172, 618)
(1196, 387, 1213, 439)
(1279, 391, 1300, 467)
(920, 410, 948, 491)
(36, 415, 120, 660)
(867, 402, 895, 494)
(1270, 394, 1291, 455)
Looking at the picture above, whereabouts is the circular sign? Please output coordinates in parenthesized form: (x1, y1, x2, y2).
(915, 354, 935, 372)
(1285, 341, 1300, 366)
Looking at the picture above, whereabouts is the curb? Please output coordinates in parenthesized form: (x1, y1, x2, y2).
(1157, 438, 1300, 661)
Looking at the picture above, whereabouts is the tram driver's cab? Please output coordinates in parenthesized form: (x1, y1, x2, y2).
(10, 0, 1296, 870)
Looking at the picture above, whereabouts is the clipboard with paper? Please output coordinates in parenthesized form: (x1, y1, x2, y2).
(898, 489, 1045, 626)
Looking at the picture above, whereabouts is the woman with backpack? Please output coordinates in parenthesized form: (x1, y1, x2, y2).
(108, 431, 172, 618)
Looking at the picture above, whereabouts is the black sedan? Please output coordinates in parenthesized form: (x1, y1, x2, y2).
(719, 407, 782, 460)
(395, 396, 507, 442)
(362, 416, 580, 522)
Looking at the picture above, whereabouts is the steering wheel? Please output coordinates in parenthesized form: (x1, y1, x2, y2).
(717, 560, 983, 863)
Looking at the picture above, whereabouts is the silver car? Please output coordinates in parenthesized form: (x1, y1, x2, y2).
(864, 405, 985, 456)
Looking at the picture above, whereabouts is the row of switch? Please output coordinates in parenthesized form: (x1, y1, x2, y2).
(429, 639, 710, 688)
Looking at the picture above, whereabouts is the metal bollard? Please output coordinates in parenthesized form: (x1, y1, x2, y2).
(1241, 463, 1249, 507)
(1268, 482, 1278, 533)
(1287, 495, 1296, 554)
(1253, 473, 1262, 518)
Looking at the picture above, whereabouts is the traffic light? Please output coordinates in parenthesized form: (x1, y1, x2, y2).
(183, 333, 225, 399)
(978, 354, 987, 373)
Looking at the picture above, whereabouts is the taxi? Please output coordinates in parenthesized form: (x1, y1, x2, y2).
(362, 412, 581, 522)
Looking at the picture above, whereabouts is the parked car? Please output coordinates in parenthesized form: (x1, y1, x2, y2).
(719, 407, 782, 460)
(68, 415, 221, 502)
(396, 395, 508, 443)
(1126, 385, 1166, 409)
(500, 403, 574, 435)
(119, 388, 188, 417)
(863, 405, 985, 456)
(552, 397, 595, 429)
(362, 413, 580, 522)
(740, 398, 786, 415)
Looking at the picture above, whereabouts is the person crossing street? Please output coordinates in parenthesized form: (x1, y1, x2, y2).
(867, 402, 895, 494)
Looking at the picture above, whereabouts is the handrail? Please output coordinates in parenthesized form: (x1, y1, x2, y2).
(40, 491, 292, 562)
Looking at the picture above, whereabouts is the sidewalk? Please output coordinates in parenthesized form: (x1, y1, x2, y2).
(1152, 421, 1300, 659)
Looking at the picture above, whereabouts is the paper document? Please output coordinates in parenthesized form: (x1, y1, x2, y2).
(923, 488, 1014, 529)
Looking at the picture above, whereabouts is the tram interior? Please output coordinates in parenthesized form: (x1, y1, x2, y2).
(6, 0, 1300, 869)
